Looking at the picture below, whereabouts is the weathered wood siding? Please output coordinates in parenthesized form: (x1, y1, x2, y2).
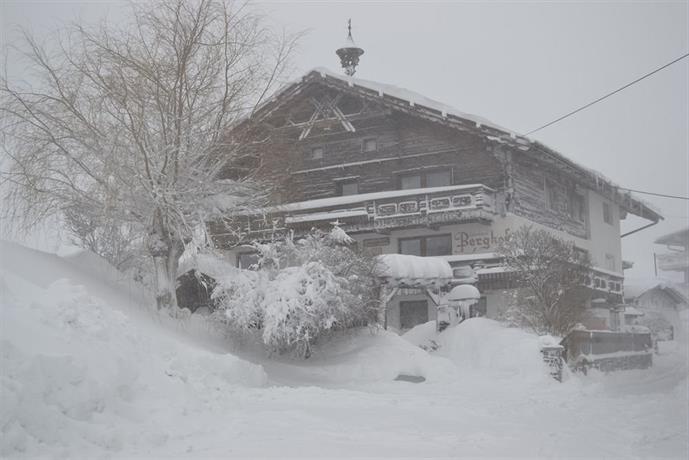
(256, 101, 506, 204)
(511, 154, 589, 239)
(225, 80, 593, 242)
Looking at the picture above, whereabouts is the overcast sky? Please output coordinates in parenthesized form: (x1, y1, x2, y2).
(2, 0, 687, 281)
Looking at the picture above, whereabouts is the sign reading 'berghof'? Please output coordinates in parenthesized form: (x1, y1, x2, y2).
(455, 228, 511, 253)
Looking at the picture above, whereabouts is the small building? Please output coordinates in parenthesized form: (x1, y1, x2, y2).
(624, 280, 689, 340)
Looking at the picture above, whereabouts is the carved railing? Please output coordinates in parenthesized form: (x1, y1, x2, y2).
(214, 184, 497, 245)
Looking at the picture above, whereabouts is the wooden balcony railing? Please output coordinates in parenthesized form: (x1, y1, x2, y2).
(213, 184, 498, 245)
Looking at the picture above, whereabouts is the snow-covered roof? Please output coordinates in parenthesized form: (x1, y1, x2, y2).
(446, 284, 481, 301)
(655, 227, 689, 246)
(376, 254, 453, 287)
(624, 279, 689, 305)
(309, 67, 511, 134)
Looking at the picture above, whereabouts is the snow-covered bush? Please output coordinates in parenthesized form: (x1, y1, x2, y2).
(213, 227, 378, 358)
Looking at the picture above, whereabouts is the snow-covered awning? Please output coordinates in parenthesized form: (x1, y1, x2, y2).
(376, 254, 453, 288)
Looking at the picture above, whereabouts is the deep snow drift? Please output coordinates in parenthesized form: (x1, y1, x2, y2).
(1, 241, 687, 458)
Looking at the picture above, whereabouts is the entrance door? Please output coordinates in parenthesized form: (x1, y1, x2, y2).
(399, 300, 429, 330)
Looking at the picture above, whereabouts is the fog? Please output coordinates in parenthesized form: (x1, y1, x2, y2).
(2, 0, 687, 280)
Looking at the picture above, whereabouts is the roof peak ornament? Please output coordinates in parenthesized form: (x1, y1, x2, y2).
(336, 19, 364, 76)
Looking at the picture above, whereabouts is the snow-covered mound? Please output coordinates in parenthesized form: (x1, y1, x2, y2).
(403, 318, 550, 380)
(270, 328, 458, 385)
(437, 318, 549, 378)
(401, 320, 441, 350)
(0, 241, 267, 456)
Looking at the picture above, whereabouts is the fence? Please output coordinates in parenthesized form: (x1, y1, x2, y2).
(561, 329, 653, 373)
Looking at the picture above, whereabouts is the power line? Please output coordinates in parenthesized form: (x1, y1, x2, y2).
(526, 52, 689, 136)
(618, 187, 689, 201)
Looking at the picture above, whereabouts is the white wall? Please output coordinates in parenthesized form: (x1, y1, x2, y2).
(586, 191, 623, 274)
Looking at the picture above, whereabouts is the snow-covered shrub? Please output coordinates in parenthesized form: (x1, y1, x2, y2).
(212, 267, 265, 331)
(213, 227, 378, 358)
(262, 262, 348, 358)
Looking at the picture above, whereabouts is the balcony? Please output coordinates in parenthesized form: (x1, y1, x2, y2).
(218, 184, 497, 245)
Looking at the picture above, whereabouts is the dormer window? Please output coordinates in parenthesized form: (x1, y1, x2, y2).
(362, 138, 377, 153)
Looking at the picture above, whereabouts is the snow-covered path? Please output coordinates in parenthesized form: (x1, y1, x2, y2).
(1, 241, 687, 458)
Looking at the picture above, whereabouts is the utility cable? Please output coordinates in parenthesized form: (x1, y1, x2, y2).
(526, 52, 689, 135)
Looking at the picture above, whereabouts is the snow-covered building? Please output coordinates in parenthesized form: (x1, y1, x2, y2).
(211, 46, 662, 332)
(624, 280, 688, 340)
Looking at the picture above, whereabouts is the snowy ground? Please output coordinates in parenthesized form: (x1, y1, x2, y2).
(1, 241, 687, 458)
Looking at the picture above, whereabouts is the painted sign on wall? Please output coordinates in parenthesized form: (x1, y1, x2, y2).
(454, 228, 512, 254)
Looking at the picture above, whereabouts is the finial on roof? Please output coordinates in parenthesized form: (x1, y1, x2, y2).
(336, 19, 364, 76)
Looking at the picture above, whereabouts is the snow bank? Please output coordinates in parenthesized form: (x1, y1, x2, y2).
(435, 318, 549, 379)
(268, 328, 458, 385)
(402, 320, 440, 350)
(402, 318, 551, 380)
(0, 242, 266, 457)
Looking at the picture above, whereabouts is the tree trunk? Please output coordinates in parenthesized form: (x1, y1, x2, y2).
(148, 209, 185, 310)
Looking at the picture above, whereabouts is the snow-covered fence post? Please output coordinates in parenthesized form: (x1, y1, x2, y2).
(540, 345, 564, 382)
(538, 336, 564, 382)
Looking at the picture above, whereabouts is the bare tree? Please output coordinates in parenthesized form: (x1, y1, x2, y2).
(497, 225, 592, 335)
(1, 0, 297, 309)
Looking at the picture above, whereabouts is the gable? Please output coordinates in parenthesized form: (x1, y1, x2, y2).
(259, 82, 391, 141)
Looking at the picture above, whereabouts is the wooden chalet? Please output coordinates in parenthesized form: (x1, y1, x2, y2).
(210, 65, 663, 332)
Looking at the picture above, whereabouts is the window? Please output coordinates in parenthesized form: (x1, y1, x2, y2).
(569, 192, 586, 222)
(237, 252, 259, 270)
(399, 238, 422, 256)
(311, 146, 324, 160)
(399, 234, 452, 257)
(400, 174, 422, 190)
(362, 138, 377, 152)
(426, 170, 451, 188)
(338, 180, 358, 196)
(399, 170, 451, 190)
(603, 202, 613, 225)
(605, 253, 616, 271)
(399, 300, 429, 329)
(545, 180, 558, 211)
